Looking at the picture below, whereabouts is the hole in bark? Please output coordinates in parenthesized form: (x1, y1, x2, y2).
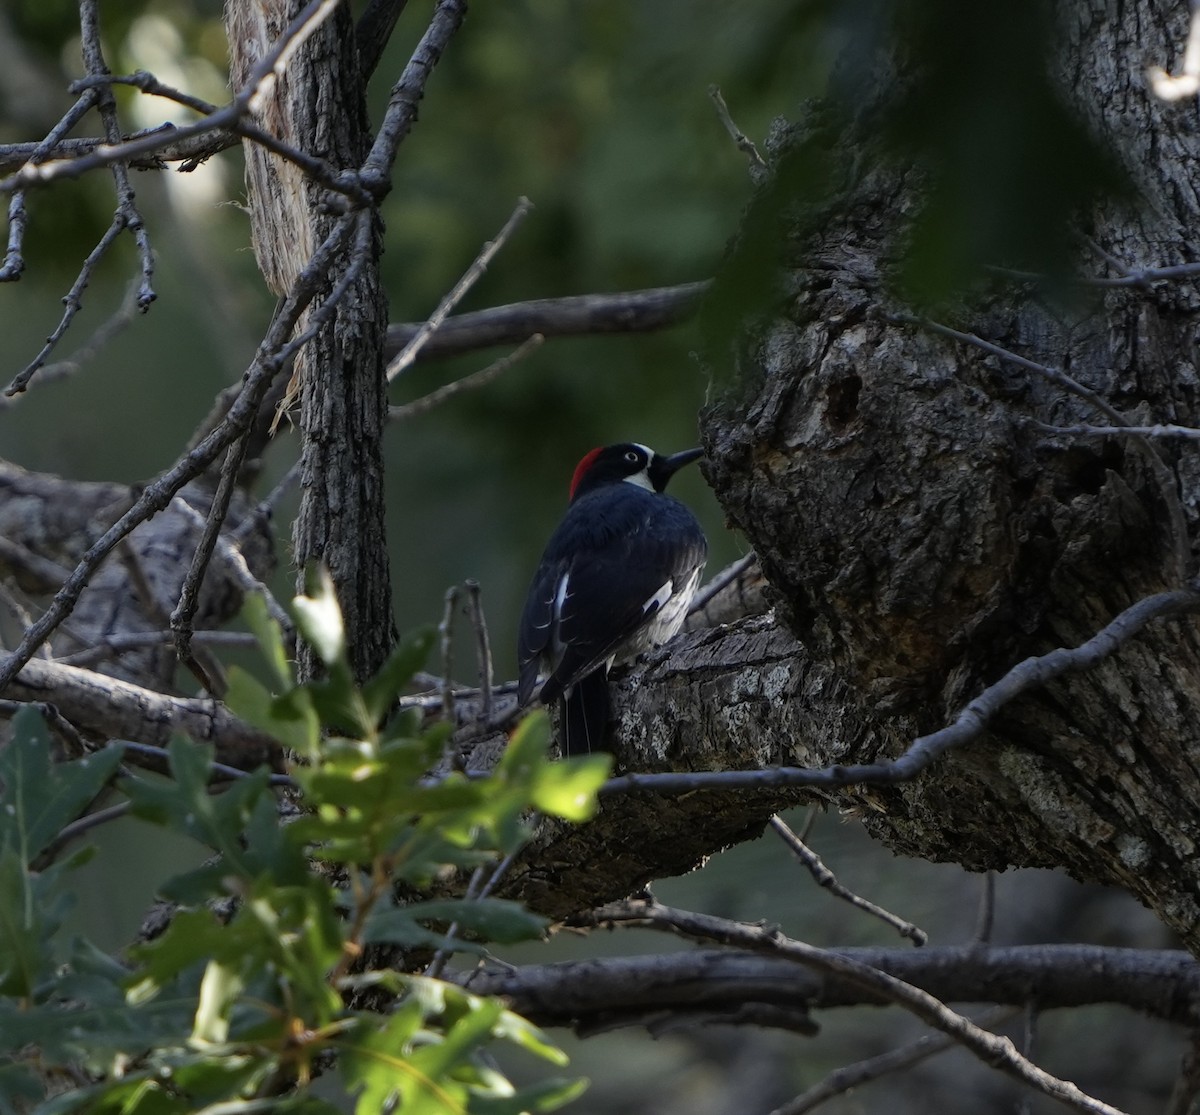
(825, 374, 862, 430)
(1056, 442, 1125, 498)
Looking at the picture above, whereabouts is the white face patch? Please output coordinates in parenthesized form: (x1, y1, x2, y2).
(621, 444, 656, 491)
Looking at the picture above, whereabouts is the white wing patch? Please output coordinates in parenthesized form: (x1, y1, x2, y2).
(642, 580, 674, 614)
(553, 571, 572, 619)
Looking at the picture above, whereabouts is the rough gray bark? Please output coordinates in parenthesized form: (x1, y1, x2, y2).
(695, 0, 1200, 950)
(226, 0, 395, 681)
(0, 461, 273, 698)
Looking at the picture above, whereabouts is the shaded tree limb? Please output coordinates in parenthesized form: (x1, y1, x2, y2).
(0, 657, 280, 769)
(563, 898, 1127, 1115)
(383, 281, 709, 363)
(464, 945, 1200, 1030)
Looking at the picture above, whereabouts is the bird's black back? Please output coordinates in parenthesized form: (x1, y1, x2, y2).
(517, 482, 706, 709)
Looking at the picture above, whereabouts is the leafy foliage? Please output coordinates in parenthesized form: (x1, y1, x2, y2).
(0, 580, 606, 1113)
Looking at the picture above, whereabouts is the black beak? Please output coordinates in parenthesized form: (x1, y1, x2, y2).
(663, 447, 704, 474)
(650, 446, 704, 491)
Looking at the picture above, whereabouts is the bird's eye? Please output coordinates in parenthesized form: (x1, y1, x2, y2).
(624, 450, 640, 464)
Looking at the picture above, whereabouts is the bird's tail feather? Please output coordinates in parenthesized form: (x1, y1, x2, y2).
(560, 670, 610, 756)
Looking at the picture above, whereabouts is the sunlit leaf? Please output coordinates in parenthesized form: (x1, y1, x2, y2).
(294, 565, 346, 668)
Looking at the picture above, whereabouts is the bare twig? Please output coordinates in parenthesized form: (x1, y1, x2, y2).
(569, 898, 1128, 1115)
(0, 581, 45, 658)
(424, 844, 524, 981)
(170, 438, 251, 676)
(439, 585, 460, 726)
(389, 334, 543, 420)
(6, 218, 124, 395)
(0, 277, 143, 408)
(0, 536, 71, 592)
(0, 699, 87, 754)
(386, 197, 534, 381)
(973, 872, 997, 945)
(70, 69, 219, 117)
(169, 496, 293, 640)
(117, 739, 296, 786)
(385, 282, 707, 364)
(688, 551, 758, 615)
(0, 126, 233, 177)
(0, 89, 100, 281)
(79, 0, 155, 310)
(361, 0, 467, 189)
(768, 814, 927, 945)
(71, 66, 366, 203)
(770, 1007, 1019, 1115)
(232, 459, 302, 549)
(463, 580, 495, 726)
(356, 0, 410, 80)
(1029, 419, 1200, 442)
(894, 314, 1126, 426)
(0, 211, 359, 692)
(1017, 1001, 1041, 1115)
(0, 0, 344, 197)
(708, 84, 766, 170)
(603, 586, 1200, 797)
(55, 629, 258, 669)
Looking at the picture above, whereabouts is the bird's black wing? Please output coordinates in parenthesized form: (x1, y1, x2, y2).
(538, 492, 706, 704)
(516, 554, 567, 706)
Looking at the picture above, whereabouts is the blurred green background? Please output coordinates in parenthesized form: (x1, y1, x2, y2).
(1, 0, 817, 672)
(0, 0, 1180, 1110)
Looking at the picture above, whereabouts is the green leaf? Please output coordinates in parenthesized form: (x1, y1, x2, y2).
(361, 627, 435, 725)
(1, 706, 124, 863)
(399, 899, 548, 945)
(531, 756, 610, 822)
(471, 1077, 589, 1114)
(339, 1006, 423, 1115)
(225, 666, 320, 760)
(359, 908, 488, 954)
(293, 565, 346, 668)
(491, 1010, 570, 1066)
(0, 1059, 44, 1109)
(0, 848, 72, 997)
(123, 740, 272, 877)
(305, 664, 373, 739)
(241, 591, 293, 691)
(127, 909, 228, 1000)
(495, 711, 551, 783)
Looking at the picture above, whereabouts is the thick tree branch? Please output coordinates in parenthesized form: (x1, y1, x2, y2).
(1, 657, 280, 769)
(463, 944, 1200, 1029)
(561, 899, 1128, 1115)
(383, 282, 708, 363)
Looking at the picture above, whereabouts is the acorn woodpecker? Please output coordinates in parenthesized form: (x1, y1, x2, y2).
(517, 443, 708, 756)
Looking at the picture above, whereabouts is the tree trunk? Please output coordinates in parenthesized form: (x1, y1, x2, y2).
(225, 0, 395, 680)
(699, 0, 1200, 949)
